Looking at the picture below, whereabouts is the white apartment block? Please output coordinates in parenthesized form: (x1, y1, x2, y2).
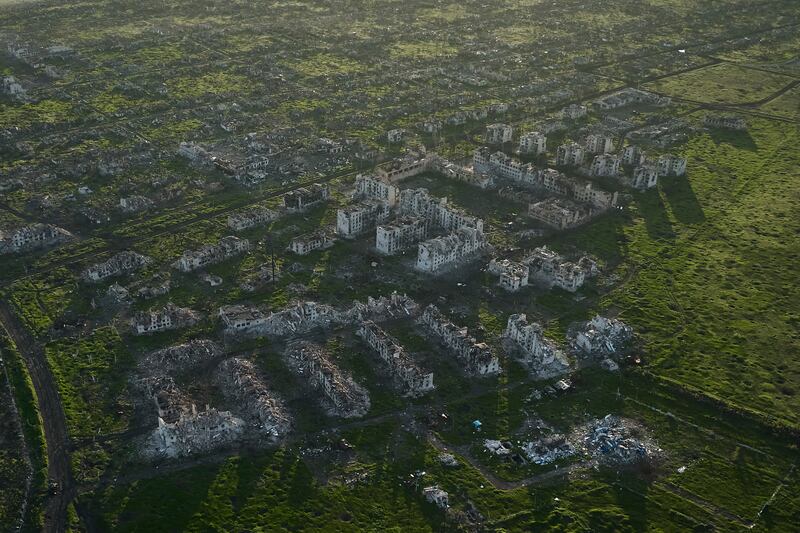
(336, 200, 390, 239)
(416, 227, 486, 273)
(555, 142, 585, 166)
(354, 174, 400, 207)
(485, 123, 513, 145)
(518, 132, 547, 155)
(590, 153, 621, 177)
(620, 145, 646, 167)
(488, 259, 530, 292)
(375, 217, 427, 255)
(631, 164, 659, 190)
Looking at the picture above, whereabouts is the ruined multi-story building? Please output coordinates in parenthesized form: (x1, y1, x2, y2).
(418, 305, 500, 376)
(590, 154, 621, 177)
(119, 195, 154, 213)
(0, 223, 73, 254)
(620, 145, 646, 167)
(488, 258, 530, 292)
(376, 217, 427, 255)
(283, 183, 330, 211)
(82, 251, 152, 282)
(353, 174, 400, 207)
(523, 246, 587, 292)
(285, 341, 370, 418)
(703, 114, 746, 130)
(399, 188, 485, 233)
(357, 321, 434, 396)
(569, 315, 633, 359)
(561, 104, 588, 120)
(504, 314, 569, 375)
(518, 131, 547, 155)
(289, 229, 336, 255)
(555, 142, 585, 166)
(172, 236, 251, 272)
(585, 134, 615, 155)
(657, 154, 687, 177)
(218, 304, 269, 331)
(485, 123, 513, 145)
(215, 358, 291, 439)
(148, 405, 245, 459)
(227, 206, 279, 231)
(629, 164, 659, 190)
(336, 199, 391, 238)
(375, 149, 435, 183)
(416, 227, 486, 273)
(528, 198, 592, 230)
(133, 303, 199, 335)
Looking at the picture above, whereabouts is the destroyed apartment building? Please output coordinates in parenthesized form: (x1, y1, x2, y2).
(487, 258, 529, 292)
(376, 216, 427, 255)
(132, 303, 199, 335)
(418, 304, 500, 376)
(289, 229, 336, 255)
(82, 251, 152, 283)
(0, 223, 73, 254)
(416, 227, 486, 274)
(375, 149, 436, 183)
(172, 236, 251, 272)
(285, 341, 370, 418)
(119, 195, 154, 213)
(399, 188, 485, 234)
(336, 199, 391, 238)
(227, 206, 280, 231)
(353, 174, 400, 207)
(703, 114, 747, 130)
(357, 321, 434, 396)
(215, 357, 291, 440)
(528, 198, 593, 230)
(147, 403, 245, 460)
(504, 314, 570, 377)
(523, 246, 596, 292)
(568, 315, 633, 360)
(140, 340, 223, 375)
(283, 183, 330, 211)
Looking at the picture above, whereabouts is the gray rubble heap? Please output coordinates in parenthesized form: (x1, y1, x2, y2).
(568, 315, 633, 359)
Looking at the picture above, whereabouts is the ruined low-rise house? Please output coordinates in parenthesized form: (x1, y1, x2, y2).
(422, 486, 450, 509)
(418, 305, 500, 376)
(336, 199, 391, 238)
(357, 321, 434, 396)
(177, 141, 210, 163)
(569, 315, 633, 359)
(215, 358, 291, 439)
(523, 246, 592, 292)
(437, 158, 494, 189)
(218, 304, 268, 331)
(555, 142, 585, 166)
(283, 183, 330, 211)
(289, 229, 336, 255)
(0, 223, 73, 254)
(227, 206, 279, 231)
(119, 195, 154, 213)
(82, 251, 152, 282)
(285, 341, 370, 418)
(488, 258, 529, 292)
(485, 123, 513, 144)
(148, 404, 245, 459)
(173, 236, 251, 272)
(132, 303, 199, 335)
(375, 149, 436, 183)
(376, 216, 427, 255)
(590, 153, 621, 177)
(528, 198, 593, 230)
(703, 114, 746, 130)
(518, 131, 547, 155)
(353, 174, 400, 207)
(657, 154, 687, 177)
(504, 314, 570, 375)
(620, 145, 646, 167)
(416, 227, 486, 274)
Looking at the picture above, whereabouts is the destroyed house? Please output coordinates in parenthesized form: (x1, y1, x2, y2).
(569, 315, 633, 358)
(488, 258, 530, 292)
(227, 206, 279, 231)
(289, 230, 335, 255)
(133, 303, 198, 335)
(219, 304, 268, 330)
(528, 198, 592, 230)
(523, 246, 587, 292)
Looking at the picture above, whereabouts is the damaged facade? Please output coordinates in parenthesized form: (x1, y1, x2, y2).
(354, 174, 400, 207)
(523, 246, 595, 292)
(336, 199, 390, 238)
(283, 183, 330, 211)
(487, 258, 530, 292)
(504, 314, 570, 375)
(375, 216, 428, 255)
(227, 206, 279, 231)
(416, 227, 486, 273)
(568, 315, 633, 359)
(173, 236, 251, 272)
(0, 223, 73, 254)
(82, 251, 152, 282)
(357, 320, 434, 396)
(148, 405, 245, 459)
(133, 303, 199, 335)
(418, 305, 500, 376)
(289, 229, 336, 255)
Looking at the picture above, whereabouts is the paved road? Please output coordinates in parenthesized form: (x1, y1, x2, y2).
(0, 302, 74, 533)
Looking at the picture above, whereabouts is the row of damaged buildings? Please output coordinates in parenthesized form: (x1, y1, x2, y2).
(418, 305, 500, 376)
(488, 246, 597, 293)
(0, 223, 73, 254)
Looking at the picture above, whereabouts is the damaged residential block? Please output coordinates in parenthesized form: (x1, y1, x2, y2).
(172, 236, 251, 272)
(503, 314, 570, 377)
(357, 321, 434, 396)
(82, 251, 152, 282)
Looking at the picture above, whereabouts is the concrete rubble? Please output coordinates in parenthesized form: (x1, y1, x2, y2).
(146, 404, 246, 459)
(523, 246, 597, 292)
(522, 435, 576, 465)
(568, 315, 633, 359)
(284, 340, 370, 418)
(418, 304, 500, 376)
(140, 340, 223, 374)
(577, 415, 657, 465)
(214, 357, 291, 440)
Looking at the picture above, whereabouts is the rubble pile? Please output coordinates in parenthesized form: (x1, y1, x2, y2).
(579, 415, 656, 465)
(568, 315, 633, 359)
(146, 405, 246, 459)
(140, 340, 223, 374)
(214, 358, 291, 440)
(522, 434, 575, 465)
(285, 340, 370, 418)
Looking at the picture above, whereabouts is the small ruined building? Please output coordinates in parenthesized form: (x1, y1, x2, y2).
(703, 114, 747, 130)
(289, 229, 336, 255)
(518, 131, 547, 155)
(219, 304, 268, 331)
(528, 198, 592, 230)
(422, 486, 450, 509)
(119, 195, 153, 214)
(416, 227, 486, 274)
(376, 216, 428, 255)
(590, 153, 621, 177)
(488, 259, 529, 292)
(177, 141, 211, 164)
(227, 206, 279, 231)
(283, 183, 330, 212)
(141, 340, 222, 374)
(214, 358, 291, 439)
(561, 104, 588, 120)
(82, 251, 151, 283)
(556, 142, 585, 166)
(172, 236, 251, 272)
(386, 128, 405, 143)
(418, 305, 500, 376)
(357, 321, 434, 396)
(148, 404, 245, 459)
(132, 303, 199, 335)
(656, 154, 687, 177)
(568, 315, 633, 359)
(0, 223, 73, 254)
(523, 246, 595, 292)
(354, 174, 400, 207)
(336, 199, 390, 238)
(585, 134, 615, 155)
(504, 314, 570, 376)
(285, 341, 370, 418)
(485, 123, 513, 145)
(375, 148, 436, 183)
